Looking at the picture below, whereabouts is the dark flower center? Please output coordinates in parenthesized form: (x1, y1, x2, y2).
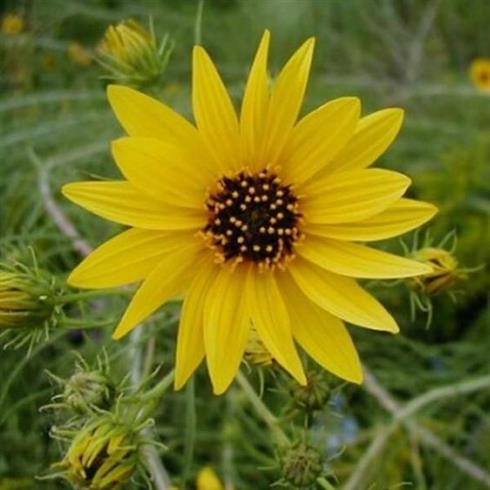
(204, 169, 303, 268)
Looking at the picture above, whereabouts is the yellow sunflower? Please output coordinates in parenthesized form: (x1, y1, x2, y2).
(470, 58, 490, 92)
(63, 31, 437, 394)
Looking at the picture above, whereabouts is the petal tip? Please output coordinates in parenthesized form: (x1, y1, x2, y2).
(173, 377, 185, 391)
(211, 380, 229, 396)
(106, 83, 130, 102)
(66, 269, 83, 288)
(112, 319, 131, 340)
(112, 330, 124, 340)
(61, 183, 76, 200)
(350, 367, 364, 384)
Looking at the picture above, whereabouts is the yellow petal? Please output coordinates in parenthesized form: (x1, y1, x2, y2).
(62, 181, 206, 230)
(204, 265, 250, 394)
(175, 258, 218, 391)
(260, 38, 315, 167)
(288, 257, 399, 332)
(112, 241, 203, 339)
(298, 235, 432, 279)
(246, 269, 306, 384)
(106, 84, 213, 167)
(328, 108, 404, 173)
(192, 46, 240, 172)
(280, 97, 360, 184)
(305, 198, 437, 242)
(279, 274, 362, 383)
(240, 30, 270, 170)
(301, 169, 410, 224)
(68, 228, 193, 289)
(112, 137, 213, 209)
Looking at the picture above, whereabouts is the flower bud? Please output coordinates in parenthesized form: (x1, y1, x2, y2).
(63, 370, 114, 414)
(412, 247, 466, 295)
(289, 370, 331, 413)
(96, 19, 173, 88)
(0, 264, 59, 331)
(281, 441, 323, 487)
(53, 415, 139, 490)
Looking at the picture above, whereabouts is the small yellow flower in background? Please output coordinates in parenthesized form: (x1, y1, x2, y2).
(53, 415, 138, 490)
(64, 31, 438, 394)
(197, 467, 224, 490)
(96, 19, 173, 88)
(41, 53, 57, 71)
(1, 14, 24, 36)
(412, 247, 466, 295)
(68, 41, 92, 67)
(470, 58, 490, 92)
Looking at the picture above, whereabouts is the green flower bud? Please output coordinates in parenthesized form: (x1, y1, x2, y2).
(64, 370, 114, 414)
(96, 19, 174, 88)
(0, 260, 62, 351)
(289, 370, 331, 413)
(0, 267, 58, 330)
(281, 442, 323, 487)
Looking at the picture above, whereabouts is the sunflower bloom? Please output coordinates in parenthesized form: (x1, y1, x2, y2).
(470, 58, 490, 92)
(1, 14, 24, 36)
(63, 31, 437, 394)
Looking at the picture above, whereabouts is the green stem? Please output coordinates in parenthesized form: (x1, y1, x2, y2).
(61, 317, 115, 329)
(236, 370, 289, 447)
(54, 288, 125, 304)
(138, 369, 175, 404)
(317, 477, 336, 489)
(181, 378, 196, 487)
(194, 0, 204, 45)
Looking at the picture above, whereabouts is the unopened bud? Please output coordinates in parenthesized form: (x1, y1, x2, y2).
(53, 415, 139, 490)
(412, 247, 466, 295)
(289, 370, 330, 413)
(281, 441, 323, 487)
(96, 19, 173, 88)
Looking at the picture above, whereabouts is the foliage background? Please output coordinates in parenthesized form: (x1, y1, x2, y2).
(0, 0, 489, 488)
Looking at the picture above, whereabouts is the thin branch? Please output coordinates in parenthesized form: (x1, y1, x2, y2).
(343, 421, 397, 490)
(345, 368, 490, 489)
(397, 375, 490, 421)
(31, 149, 93, 258)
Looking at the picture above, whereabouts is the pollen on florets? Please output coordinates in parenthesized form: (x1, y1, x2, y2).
(203, 169, 303, 269)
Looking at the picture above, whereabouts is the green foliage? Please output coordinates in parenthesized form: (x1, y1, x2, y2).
(0, 0, 489, 489)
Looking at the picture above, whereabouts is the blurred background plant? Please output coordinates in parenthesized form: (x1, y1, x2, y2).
(0, 0, 489, 489)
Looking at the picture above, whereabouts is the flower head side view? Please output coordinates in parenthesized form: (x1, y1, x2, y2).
(62, 31, 437, 394)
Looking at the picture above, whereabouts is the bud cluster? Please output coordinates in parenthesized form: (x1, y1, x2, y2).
(44, 356, 170, 489)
